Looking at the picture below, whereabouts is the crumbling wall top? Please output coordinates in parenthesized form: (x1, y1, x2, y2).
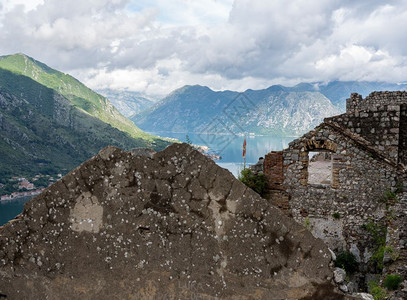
(346, 91, 407, 113)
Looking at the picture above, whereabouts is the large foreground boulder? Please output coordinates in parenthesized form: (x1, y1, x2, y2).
(0, 144, 345, 299)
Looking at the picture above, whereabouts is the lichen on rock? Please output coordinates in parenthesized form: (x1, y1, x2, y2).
(0, 143, 347, 299)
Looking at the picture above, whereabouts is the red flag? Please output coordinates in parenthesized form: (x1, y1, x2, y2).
(243, 138, 246, 157)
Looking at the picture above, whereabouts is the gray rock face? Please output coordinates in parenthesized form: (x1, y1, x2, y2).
(131, 147, 156, 158)
(355, 293, 374, 300)
(350, 244, 361, 263)
(334, 268, 347, 284)
(0, 144, 345, 299)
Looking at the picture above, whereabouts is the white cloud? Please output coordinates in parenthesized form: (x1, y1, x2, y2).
(1, 0, 44, 12)
(75, 57, 272, 96)
(128, 0, 233, 26)
(0, 0, 407, 96)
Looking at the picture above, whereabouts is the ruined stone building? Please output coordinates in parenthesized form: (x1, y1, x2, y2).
(263, 91, 407, 285)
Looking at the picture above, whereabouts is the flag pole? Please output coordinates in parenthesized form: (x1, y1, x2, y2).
(243, 136, 247, 169)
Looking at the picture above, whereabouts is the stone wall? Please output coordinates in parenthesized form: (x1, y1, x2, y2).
(325, 105, 400, 164)
(264, 123, 407, 258)
(399, 104, 407, 166)
(346, 91, 407, 113)
(386, 192, 407, 278)
(262, 91, 407, 295)
(264, 152, 284, 190)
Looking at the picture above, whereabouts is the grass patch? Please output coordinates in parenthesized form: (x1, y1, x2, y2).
(383, 274, 403, 291)
(368, 281, 388, 300)
(362, 221, 387, 272)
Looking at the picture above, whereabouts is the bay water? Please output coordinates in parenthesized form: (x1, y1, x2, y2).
(154, 132, 296, 177)
(0, 196, 32, 226)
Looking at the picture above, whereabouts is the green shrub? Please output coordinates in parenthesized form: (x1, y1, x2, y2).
(34, 176, 50, 188)
(370, 246, 387, 272)
(362, 221, 387, 272)
(0, 182, 19, 194)
(370, 246, 398, 272)
(332, 212, 340, 219)
(334, 251, 358, 274)
(238, 168, 268, 197)
(368, 281, 387, 300)
(383, 274, 403, 291)
(362, 222, 387, 246)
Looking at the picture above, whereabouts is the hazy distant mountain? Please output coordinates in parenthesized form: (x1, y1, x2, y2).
(97, 89, 156, 117)
(243, 88, 341, 135)
(0, 54, 170, 178)
(285, 81, 407, 111)
(318, 81, 407, 110)
(131, 81, 407, 137)
(132, 85, 340, 136)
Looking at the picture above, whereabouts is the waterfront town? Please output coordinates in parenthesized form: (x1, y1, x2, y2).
(0, 174, 62, 201)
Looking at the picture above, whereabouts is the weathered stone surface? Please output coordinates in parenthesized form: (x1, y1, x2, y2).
(264, 152, 284, 190)
(131, 147, 155, 158)
(0, 143, 345, 299)
(329, 248, 337, 261)
(350, 244, 361, 263)
(334, 268, 347, 284)
(260, 91, 407, 295)
(340, 284, 348, 293)
(355, 293, 374, 300)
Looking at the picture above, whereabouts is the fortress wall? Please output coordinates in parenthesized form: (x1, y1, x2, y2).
(346, 91, 407, 113)
(264, 123, 405, 259)
(399, 104, 407, 166)
(325, 104, 400, 163)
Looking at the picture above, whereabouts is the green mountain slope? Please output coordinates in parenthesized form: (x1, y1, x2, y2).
(0, 53, 154, 141)
(0, 65, 170, 180)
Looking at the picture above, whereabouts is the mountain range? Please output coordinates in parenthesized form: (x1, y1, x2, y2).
(284, 81, 407, 110)
(132, 85, 341, 136)
(97, 89, 156, 117)
(0, 54, 170, 179)
(131, 81, 407, 136)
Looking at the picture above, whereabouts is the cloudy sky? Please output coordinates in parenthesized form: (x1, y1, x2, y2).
(0, 0, 406, 96)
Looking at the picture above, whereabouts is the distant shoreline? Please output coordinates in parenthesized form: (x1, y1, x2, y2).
(0, 189, 43, 202)
(149, 131, 300, 138)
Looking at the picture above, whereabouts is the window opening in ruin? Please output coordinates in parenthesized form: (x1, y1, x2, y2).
(308, 151, 332, 185)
